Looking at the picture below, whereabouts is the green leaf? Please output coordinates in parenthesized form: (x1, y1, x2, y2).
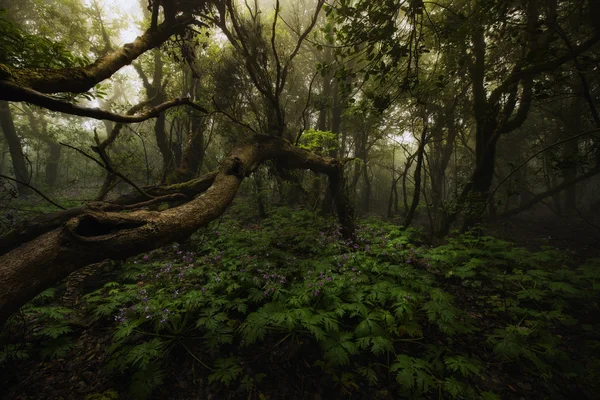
(208, 357, 243, 387)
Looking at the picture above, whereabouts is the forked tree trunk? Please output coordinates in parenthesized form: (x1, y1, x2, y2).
(0, 135, 354, 326)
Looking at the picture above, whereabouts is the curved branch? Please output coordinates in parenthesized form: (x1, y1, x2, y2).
(0, 15, 193, 94)
(0, 171, 219, 256)
(0, 81, 208, 122)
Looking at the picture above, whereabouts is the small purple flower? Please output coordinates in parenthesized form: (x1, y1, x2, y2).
(143, 255, 149, 261)
(351, 268, 357, 272)
(325, 277, 332, 282)
(313, 290, 320, 297)
(201, 287, 206, 293)
(308, 283, 313, 288)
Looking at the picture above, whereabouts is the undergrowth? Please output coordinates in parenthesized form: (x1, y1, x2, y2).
(1, 205, 599, 399)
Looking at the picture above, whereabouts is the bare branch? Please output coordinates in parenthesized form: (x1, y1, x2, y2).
(60, 142, 154, 200)
(0, 174, 65, 210)
(279, 0, 325, 96)
(271, 0, 282, 95)
(501, 165, 600, 218)
(495, 128, 600, 217)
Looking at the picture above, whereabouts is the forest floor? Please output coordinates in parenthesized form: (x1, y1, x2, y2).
(1, 205, 599, 400)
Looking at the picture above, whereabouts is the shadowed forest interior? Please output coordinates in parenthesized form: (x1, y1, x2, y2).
(0, 0, 599, 399)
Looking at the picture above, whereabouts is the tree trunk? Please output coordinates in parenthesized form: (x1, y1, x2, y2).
(361, 161, 371, 214)
(172, 113, 206, 183)
(562, 95, 584, 213)
(404, 124, 428, 227)
(0, 100, 29, 196)
(0, 135, 355, 326)
(0, 140, 5, 175)
(45, 140, 61, 188)
(254, 170, 267, 219)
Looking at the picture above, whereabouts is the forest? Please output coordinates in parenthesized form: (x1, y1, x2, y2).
(0, 0, 599, 398)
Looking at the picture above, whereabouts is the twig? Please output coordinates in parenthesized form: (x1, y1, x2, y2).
(60, 143, 154, 200)
(0, 174, 65, 210)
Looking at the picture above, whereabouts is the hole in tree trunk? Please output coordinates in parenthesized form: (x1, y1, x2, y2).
(74, 215, 146, 237)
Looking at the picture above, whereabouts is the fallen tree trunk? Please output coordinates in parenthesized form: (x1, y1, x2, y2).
(0, 135, 354, 326)
(0, 171, 218, 256)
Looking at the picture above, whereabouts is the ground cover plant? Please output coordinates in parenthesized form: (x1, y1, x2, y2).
(2, 206, 598, 399)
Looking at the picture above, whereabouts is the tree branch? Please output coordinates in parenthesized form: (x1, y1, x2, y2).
(501, 164, 600, 218)
(490, 128, 600, 208)
(60, 142, 153, 200)
(489, 29, 600, 105)
(0, 14, 193, 94)
(0, 80, 208, 122)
